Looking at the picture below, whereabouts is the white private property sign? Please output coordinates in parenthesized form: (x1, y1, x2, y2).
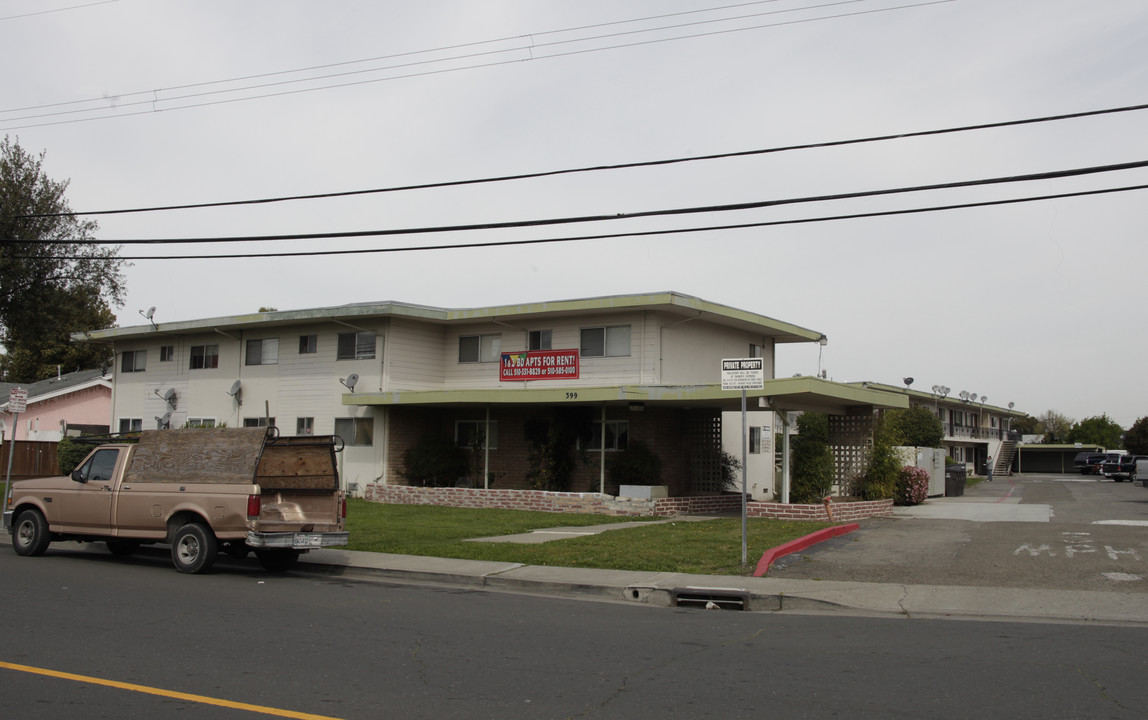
(8, 387, 27, 414)
(721, 358, 764, 391)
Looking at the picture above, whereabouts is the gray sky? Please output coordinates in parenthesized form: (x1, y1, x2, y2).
(4, 0, 1147, 427)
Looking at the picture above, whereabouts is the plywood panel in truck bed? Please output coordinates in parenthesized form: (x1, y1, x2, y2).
(124, 427, 268, 485)
(255, 436, 340, 491)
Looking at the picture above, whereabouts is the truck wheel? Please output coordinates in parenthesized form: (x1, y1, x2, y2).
(255, 548, 301, 572)
(106, 540, 141, 556)
(171, 523, 218, 574)
(12, 509, 51, 557)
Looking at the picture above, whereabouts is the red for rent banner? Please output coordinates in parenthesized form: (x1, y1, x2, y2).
(500, 350, 580, 381)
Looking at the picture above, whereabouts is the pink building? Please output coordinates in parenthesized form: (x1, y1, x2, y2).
(1, 369, 112, 442)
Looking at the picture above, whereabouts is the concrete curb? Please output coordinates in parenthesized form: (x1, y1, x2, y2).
(753, 523, 860, 577)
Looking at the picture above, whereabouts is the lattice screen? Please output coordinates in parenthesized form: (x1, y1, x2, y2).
(829, 412, 875, 496)
(685, 411, 725, 494)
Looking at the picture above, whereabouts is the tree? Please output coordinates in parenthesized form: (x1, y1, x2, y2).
(1011, 415, 1040, 436)
(1037, 410, 1073, 443)
(883, 406, 944, 448)
(1124, 417, 1148, 455)
(0, 136, 125, 382)
(1066, 414, 1124, 450)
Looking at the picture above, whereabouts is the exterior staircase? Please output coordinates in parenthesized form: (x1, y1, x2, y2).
(995, 440, 1017, 475)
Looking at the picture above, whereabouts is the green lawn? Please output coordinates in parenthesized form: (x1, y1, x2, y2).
(342, 499, 833, 576)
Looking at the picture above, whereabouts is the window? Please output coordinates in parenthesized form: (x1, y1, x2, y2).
(75, 449, 120, 484)
(186, 418, 216, 428)
(120, 350, 146, 373)
(749, 426, 763, 454)
(296, 417, 314, 435)
(455, 420, 498, 449)
(749, 343, 762, 358)
(528, 330, 552, 350)
(118, 418, 142, 433)
(190, 344, 219, 370)
(580, 326, 630, 357)
(337, 331, 376, 360)
(243, 417, 276, 428)
(588, 420, 629, 451)
(458, 334, 501, 363)
(334, 417, 374, 446)
(299, 334, 318, 354)
(160, 345, 175, 362)
(245, 338, 279, 366)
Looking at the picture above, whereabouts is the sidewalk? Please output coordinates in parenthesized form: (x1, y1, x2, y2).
(293, 544, 1148, 625)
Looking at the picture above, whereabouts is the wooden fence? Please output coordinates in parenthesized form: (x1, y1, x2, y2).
(1, 441, 60, 481)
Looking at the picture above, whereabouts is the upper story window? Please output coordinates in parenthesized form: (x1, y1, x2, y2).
(245, 338, 279, 366)
(337, 331, 376, 360)
(120, 350, 146, 373)
(528, 330, 552, 350)
(299, 334, 318, 354)
(189, 344, 219, 370)
(160, 345, 175, 362)
(459, 334, 501, 363)
(580, 326, 630, 358)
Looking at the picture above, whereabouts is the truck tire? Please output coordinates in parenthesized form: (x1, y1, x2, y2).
(255, 548, 301, 572)
(12, 509, 51, 557)
(106, 540, 141, 556)
(171, 523, 218, 574)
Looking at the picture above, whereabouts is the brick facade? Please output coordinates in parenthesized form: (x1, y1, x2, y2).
(364, 483, 894, 521)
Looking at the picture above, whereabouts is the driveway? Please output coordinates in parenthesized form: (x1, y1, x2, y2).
(767, 474, 1148, 593)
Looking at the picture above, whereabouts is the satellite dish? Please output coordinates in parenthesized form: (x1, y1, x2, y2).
(156, 411, 172, 429)
(903, 377, 914, 387)
(340, 374, 359, 393)
(226, 380, 243, 406)
(146, 307, 156, 320)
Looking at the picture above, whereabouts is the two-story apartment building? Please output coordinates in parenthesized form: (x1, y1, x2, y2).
(848, 381, 1026, 475)
(78, 292, 907, 499)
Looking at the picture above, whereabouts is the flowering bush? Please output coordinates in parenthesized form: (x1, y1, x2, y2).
(895, 466, 930, 506)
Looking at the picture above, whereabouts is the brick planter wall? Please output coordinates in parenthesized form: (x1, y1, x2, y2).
(364, 483, 894, 521)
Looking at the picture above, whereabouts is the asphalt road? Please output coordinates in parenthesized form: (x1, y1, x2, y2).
(769, 474, 1148, 592)
(2, 546, 1147, 719)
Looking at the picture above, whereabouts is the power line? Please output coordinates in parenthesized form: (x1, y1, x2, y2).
(0, 0, 951, 131)
(23, 101, 1148, 220)
(30, 158, 1148, 244)
(0, 0, 118, 22)
(32, 182, 1148, 261)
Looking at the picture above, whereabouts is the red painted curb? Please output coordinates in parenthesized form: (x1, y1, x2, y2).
(753, 523, 860, 577)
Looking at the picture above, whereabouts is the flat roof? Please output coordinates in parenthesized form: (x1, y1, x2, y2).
(75, 291, 825, 345)
(344, 376, 908, 414)
(844, 381, 1027, 418)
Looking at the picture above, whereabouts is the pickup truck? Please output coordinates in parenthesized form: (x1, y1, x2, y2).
(3, 427, 348, 573)
(1105, 454, 1148, 481)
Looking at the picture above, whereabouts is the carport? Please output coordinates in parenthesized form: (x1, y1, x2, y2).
(1015, 443, 1104, 474)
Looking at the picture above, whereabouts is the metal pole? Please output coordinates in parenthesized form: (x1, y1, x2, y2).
(3, 411, 18, 511)
(484, 406, 490, 489)
(740, 390, 748, 567)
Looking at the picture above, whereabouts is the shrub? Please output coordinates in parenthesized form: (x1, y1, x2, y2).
(895, 466, 930, 506)
(790, 412, 835, 503)
(861, 417, 899, 500)
(57, 436, 91, 475)
(606, 440, 663, 488)
(400, 434, 469, 487)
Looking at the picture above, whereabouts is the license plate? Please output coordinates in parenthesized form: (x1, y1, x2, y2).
(294, 533, 324, 548)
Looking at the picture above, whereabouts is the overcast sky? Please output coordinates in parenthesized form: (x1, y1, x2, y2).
(4, 0, 1146, 427)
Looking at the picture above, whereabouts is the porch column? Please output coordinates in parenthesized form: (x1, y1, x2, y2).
(484, 406, 491, 489)
(600, 404, 607, 494)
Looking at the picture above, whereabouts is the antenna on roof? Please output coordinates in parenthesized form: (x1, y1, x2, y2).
(139, 306, 158, 330)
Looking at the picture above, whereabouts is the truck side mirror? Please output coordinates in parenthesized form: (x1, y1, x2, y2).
(71, 469, 87, 484)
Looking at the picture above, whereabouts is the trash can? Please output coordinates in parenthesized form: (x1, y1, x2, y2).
(945, 465, 967, 497)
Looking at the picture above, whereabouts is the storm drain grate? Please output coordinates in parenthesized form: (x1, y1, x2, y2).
(671, 587, 749, 611)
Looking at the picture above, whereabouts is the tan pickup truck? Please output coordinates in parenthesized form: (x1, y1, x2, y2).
(3, 427, 348, 573)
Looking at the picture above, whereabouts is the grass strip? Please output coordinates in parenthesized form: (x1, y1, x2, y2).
(342, 499, 832, 576)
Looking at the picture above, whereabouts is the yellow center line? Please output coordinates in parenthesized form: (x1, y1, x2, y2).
(0, 660, 345, 720)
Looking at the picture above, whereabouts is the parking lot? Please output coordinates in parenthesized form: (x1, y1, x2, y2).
(768, 474, 1148, 593)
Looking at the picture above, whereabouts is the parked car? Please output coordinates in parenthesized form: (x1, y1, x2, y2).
(1105, 454, 1148, 481)
(1074, 452, 1109, 475)
(1137, 458, 1148, 484)
(1095, 453, 1124, 478)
